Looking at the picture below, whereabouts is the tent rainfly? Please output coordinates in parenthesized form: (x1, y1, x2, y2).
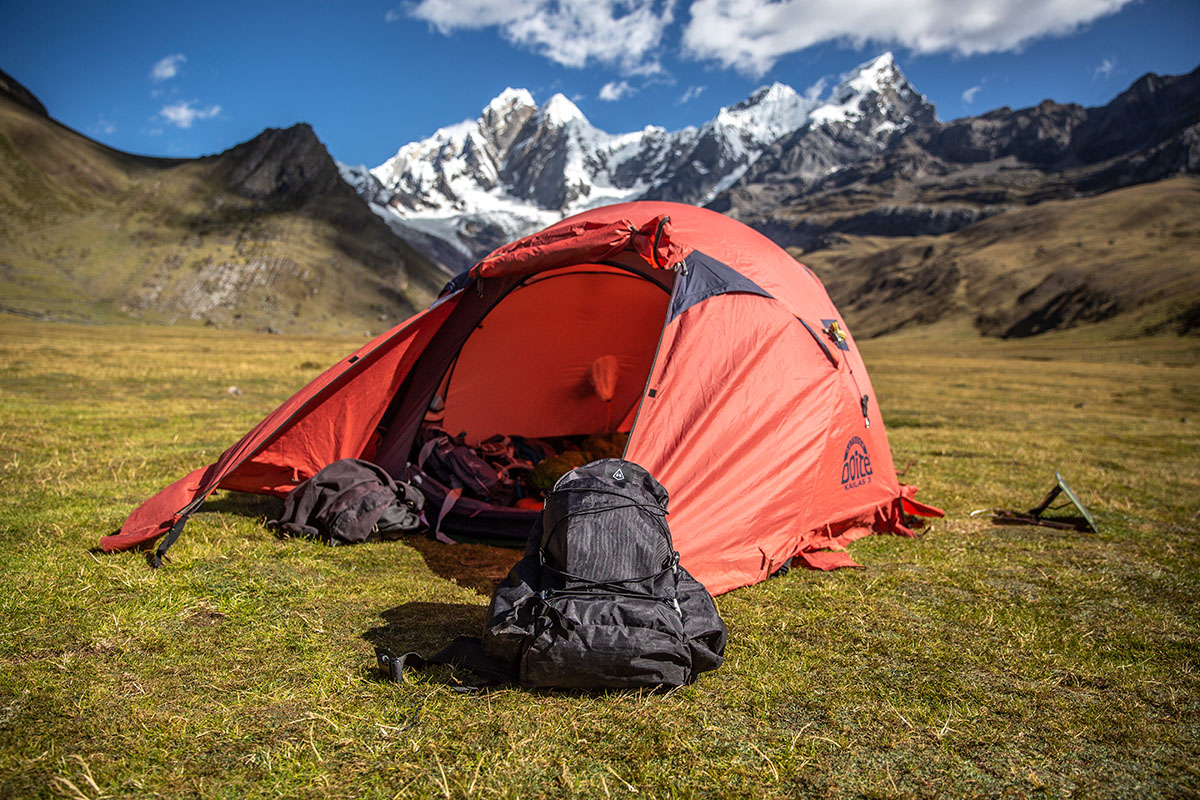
(103, 202, 942, 595)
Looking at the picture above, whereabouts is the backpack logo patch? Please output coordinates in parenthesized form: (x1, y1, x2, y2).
(612, 468, 625, 481)
(841, 436, 872, 490)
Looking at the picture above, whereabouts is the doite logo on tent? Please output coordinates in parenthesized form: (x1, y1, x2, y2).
(612, 468, 625, 480)
(841, 436, 873, 490)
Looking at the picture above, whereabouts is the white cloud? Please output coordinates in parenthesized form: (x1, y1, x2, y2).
(802, 76, 829, 102)
(679, 84, 706, 103)
(599, 80, 635, 101)
(150, 53, 186, 83)
(90, 115, 117, 136)
(682, 0, 1135, 77)
(385, 8, 402, 22)
(408, 0, 676, 75)
(1094, 56, 1116, 79)
(160, 101, 221, 129)
(962, 84, 982, 104)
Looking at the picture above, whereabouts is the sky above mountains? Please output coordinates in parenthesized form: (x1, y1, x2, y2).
(2, 0, 1197, 167)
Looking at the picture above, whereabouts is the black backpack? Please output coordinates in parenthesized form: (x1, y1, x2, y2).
(271, 458, 424, 545)
(378, 459, 727, 690)
(417, 430, 504, 502)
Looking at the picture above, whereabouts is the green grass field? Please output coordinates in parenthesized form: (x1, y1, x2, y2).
(0, 318, 1197, 799)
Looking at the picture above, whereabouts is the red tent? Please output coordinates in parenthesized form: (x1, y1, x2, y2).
(103, 202, 940, 595)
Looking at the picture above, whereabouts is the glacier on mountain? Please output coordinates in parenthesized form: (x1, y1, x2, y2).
(338, 52, 931, 270)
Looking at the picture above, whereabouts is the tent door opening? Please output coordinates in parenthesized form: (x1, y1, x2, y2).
(433, 266, 670, 446)
(369, 263, 672, 479)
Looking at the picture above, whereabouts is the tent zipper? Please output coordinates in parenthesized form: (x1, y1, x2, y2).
(822, 319, 871, 428)
(845, 358, 871, 429)
(623, 261, 685, 457)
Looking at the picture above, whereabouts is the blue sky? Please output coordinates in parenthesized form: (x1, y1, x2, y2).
(2, 0, 1197, 167)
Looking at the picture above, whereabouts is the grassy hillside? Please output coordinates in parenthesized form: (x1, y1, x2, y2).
(800, 177, 1200, 339)
(0, 319, 1196, 798)
(4, 77, 1198, 343)
(0, 94, 449, 335)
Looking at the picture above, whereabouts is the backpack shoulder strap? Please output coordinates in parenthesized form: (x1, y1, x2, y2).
(375, 637, 513, 690)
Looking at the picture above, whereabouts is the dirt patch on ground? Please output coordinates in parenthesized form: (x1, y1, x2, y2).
(183, 603, 228, 628)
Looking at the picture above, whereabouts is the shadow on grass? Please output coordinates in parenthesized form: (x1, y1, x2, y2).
(201, 491, 284, 520)
(362, 601, 488, 664)
(361, 602, 686, 697)
(196, 492, 523, 597)
(401, 536, 523, 596)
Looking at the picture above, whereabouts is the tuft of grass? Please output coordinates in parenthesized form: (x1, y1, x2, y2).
(0, 318, 1197, 798)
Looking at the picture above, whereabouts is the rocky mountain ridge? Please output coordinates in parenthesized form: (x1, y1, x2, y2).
(341, 53, 927, 269)
(3, 57, 1196, 341)
(720, 63, 1200, 339)
(719, 64, 1200, 242)
(0, 67, 47, 117)
(342, 55, 1198, 285)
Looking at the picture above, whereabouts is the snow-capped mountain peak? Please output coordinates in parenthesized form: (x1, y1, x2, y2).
(485, 87, 535, 116)
(731, 82, 800, 111)
(845, 52, 899, 93)
(715, 81, 813, 144)
(340, 53, 935, 271)
(479, 88, 538, 156)
(538, 93, 587, 127)
(809, 50, 932, 131)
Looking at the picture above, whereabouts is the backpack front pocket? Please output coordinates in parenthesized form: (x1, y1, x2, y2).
(519, 595, 691, 689)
